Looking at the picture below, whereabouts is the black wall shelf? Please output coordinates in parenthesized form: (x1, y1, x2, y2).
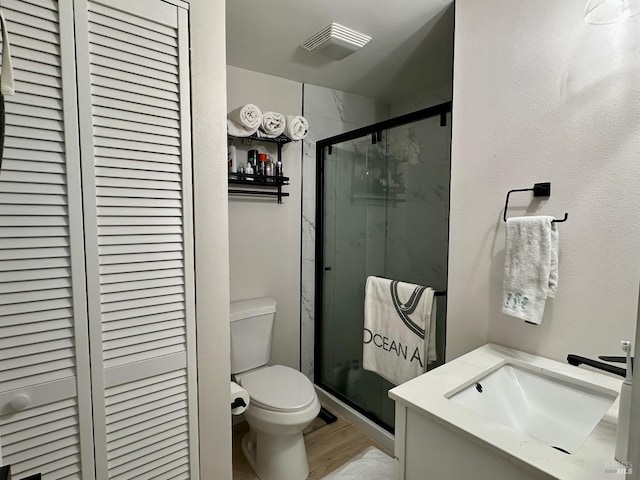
(228, 134, 293, 204)
(228, 173, 290, 204)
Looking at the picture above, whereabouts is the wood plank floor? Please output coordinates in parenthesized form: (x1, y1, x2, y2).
(232, 407, 392, 479)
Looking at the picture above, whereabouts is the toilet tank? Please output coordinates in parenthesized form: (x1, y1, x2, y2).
(230, 297, 277, 374)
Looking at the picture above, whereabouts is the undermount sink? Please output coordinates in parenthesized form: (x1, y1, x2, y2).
(446, 362, 617, 453)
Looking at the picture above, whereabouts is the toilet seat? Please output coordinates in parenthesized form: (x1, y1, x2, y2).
(238, 365, 316, 413)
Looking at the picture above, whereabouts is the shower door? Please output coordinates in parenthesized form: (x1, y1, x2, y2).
(315, 104, 452, 431)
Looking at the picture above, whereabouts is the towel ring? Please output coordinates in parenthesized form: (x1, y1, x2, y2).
(503, 182, 569, 223)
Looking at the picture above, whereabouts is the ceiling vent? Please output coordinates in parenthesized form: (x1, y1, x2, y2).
(301, 23, 371, 60)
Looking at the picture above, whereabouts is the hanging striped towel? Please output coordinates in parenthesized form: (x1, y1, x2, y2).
(363, 276, 437, 385)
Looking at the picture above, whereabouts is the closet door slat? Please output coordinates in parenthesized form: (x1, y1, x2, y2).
(94, 103, 180, 127)
(88, 21, 177, 56)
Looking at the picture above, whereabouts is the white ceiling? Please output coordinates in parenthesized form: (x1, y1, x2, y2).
(225, 0, 454, 102)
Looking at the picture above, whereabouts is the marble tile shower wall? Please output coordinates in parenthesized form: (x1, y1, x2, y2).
(384, 117, 450, 285)
(301, 84, 390, 379)
(384, 115, 451, 362)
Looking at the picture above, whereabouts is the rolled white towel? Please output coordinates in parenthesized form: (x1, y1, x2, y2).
(227, 118, 258, 137)
(284, 115, 309, 141)
(228, 104, 262, 130)
(258, 111, 286, 138)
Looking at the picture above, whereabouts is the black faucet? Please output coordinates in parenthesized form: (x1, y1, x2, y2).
(566, 354, 633, 378)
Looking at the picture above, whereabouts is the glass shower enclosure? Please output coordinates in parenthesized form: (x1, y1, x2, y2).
(315, 103, 452, 431)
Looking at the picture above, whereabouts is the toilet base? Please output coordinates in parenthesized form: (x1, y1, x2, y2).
(242, 429, 310, 480)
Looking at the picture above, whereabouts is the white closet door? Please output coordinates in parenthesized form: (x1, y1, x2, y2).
(74, 0, 199, 478)
(0, 0, 94, 479)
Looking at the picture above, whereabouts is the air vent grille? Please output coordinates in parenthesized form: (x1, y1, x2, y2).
(301, 23, 371, 51)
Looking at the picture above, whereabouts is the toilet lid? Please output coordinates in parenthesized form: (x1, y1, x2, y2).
(238, 365, 315, 412)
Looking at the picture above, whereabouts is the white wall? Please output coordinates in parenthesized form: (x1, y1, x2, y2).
(448, 0, 640, 362)
(227, 66, 303, 370)
(190, 1, 232, 478)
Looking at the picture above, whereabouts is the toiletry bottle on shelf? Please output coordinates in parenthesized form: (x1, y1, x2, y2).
(245, 162, 254, 180)
(228, 144, 237, 173)
(264, 155, 272, 178)
(248, 149, 258, 171)
(257, 153, 268, 176)
(615, 340, 633, 464)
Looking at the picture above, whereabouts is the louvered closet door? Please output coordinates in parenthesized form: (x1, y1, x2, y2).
(74, 0, 199, 478)
(0, 0, 95, 479)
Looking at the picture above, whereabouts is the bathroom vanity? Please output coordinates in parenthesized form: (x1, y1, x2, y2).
(389, 344, 625, 480)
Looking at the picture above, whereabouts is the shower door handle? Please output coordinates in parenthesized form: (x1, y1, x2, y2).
(324, 267, 332, 271)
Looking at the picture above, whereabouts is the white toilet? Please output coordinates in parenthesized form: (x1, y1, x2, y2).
(231, 297, 320, 480)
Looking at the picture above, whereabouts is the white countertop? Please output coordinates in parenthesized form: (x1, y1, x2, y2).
(389, 344, 625, 480)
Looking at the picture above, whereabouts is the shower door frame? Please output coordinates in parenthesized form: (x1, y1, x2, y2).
(314, 101, 453, 432)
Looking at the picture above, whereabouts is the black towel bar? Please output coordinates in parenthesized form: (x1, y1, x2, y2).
(503, 182, 568, 223)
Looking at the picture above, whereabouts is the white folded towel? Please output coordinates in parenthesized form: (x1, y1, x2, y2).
(227, 118, 258, 138)
(363, 276, 437, 386)
(502, 216, 559, 324)
(228, 104, 262, 130)
(257, 111, 286, 138)
(284, 115, 309, 141)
